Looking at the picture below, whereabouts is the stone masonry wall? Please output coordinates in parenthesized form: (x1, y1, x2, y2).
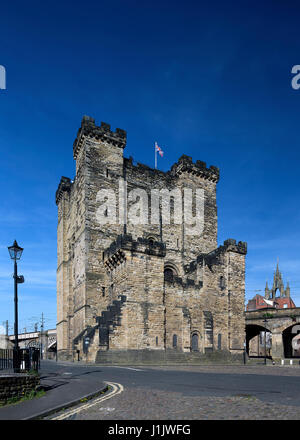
(0, 374, 40, 404)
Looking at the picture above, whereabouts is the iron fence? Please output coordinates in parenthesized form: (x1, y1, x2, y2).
(0, 347, 40, 372)
(0, 349, 13, 371)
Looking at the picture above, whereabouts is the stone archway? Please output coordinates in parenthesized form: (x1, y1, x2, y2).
(283, 324, 300, 358)
(246, 324, 272, 357)
(26, 339, 40, 349)
(292, 333, 300, 357)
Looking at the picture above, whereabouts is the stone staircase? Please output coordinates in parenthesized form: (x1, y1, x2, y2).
(97, 294, 127, 348)
(72, 295, 127, 362)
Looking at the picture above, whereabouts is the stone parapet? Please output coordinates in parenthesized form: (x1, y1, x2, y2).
(104, 234, 166, 264)
(184, 239, 247, 274)
(73, 115, 127, 159)
(55, 176, 72, 205)
(170, 155, 220, 182)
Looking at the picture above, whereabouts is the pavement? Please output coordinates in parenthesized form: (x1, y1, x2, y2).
(0, 360, 107, 420)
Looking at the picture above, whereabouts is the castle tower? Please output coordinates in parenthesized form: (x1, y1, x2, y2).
(56, 116, 247, 362)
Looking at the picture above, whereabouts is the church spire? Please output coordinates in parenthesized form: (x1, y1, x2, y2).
(272, 259, 284, 297)
(285, 281, 290, 298)
(265, 281, 270, 299)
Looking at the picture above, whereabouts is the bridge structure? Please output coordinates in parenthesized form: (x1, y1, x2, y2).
(7, 329, 57, 359)
(245, 307, 300, 359)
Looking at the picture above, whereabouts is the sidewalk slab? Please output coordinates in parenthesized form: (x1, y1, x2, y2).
(0, 360, 107, 420)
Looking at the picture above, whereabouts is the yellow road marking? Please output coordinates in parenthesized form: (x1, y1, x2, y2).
(51, 381, 124, 420)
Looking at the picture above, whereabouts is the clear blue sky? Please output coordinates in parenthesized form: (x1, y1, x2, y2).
(0, 0, 300, 333)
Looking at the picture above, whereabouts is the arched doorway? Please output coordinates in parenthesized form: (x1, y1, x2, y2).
(283, 324, 300, 358)
(246, 324, 272, 358)
(191, 333, 199, 351)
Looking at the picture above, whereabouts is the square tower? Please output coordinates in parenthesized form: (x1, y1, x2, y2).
(56, 116, 247, 363)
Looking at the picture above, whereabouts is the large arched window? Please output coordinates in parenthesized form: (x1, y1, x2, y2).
(172, 334, 177, 348)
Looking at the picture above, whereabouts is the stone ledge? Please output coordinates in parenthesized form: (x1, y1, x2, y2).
(95, 349, 243, 365)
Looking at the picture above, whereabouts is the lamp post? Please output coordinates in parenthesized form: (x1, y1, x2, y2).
(8, 240, 24, 373)
(263, 317, 268, 365)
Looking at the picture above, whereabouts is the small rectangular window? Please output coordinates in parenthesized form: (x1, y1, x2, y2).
(219, 276, 225, 290)
(102, 287, 105, 297)
(172, 334, 177, 348)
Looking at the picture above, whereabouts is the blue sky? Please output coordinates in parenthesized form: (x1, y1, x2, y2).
(0, 0, 300, 333)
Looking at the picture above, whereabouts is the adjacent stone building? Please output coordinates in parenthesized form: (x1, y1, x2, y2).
(56, 116, 247, 363)
(246, 263, 295, 311)
(246, 263, 296, 357)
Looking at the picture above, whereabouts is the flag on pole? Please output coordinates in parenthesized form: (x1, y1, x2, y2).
(155, 142, 164, 169)
(155, 142, 164, 157)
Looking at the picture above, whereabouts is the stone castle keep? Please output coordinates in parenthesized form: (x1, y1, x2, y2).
(56, 116, 247, 363)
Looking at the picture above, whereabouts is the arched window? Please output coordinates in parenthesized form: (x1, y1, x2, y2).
(156, 336, 158, 346)
(172, 334, 177, 348)
(164, 268, 174, 282)
(164, 263, 178, 283)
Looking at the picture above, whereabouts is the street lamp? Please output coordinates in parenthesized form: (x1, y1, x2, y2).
(263, 317, 268, 365)
(8, 240, 24, 373)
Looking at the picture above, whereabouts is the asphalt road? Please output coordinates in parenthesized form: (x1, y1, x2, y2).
(42, 360, 300, 412)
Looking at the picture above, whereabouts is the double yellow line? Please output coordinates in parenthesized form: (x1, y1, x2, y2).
(51, 382, 124, 420)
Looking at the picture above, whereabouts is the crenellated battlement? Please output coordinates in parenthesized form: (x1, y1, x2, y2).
(104, 234, 166, 270)
(165, 275, 203, 289)
(124, 156, 168, 178)
(222, 239, 247, 255)
(73, 115, 127, 159)
(55, 176, 72, 205)
(171, 154, 220, 182)
(184, 239, 247, 273)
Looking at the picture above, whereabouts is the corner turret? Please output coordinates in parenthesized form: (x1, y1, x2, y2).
(73, 115, 127, 160)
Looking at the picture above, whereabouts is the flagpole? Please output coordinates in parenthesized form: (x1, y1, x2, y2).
(155, 142, 157, 169)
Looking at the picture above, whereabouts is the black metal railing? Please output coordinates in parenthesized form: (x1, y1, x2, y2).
(0, 347, 40, 372)
(0, 349, 13, 371)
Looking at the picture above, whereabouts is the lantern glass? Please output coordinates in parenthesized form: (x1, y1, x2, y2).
(8, 240, 23, 260)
